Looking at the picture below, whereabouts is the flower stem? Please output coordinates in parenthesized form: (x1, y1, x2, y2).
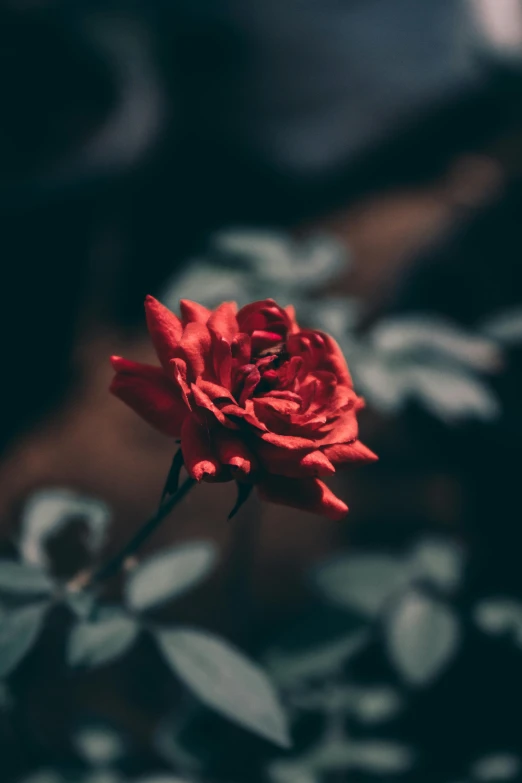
(90, 475, 196, 585)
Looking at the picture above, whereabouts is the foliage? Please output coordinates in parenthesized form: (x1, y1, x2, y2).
(161, 229, 522, 425)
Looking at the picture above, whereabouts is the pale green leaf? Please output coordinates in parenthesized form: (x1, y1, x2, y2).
(68, 608, 139, 668)
(0, 602, 49, 677)
(155, 627, 290, 747)
(125, 542, 216, 612)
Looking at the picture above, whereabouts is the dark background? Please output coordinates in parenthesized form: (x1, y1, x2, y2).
(2, 2, 522, 781)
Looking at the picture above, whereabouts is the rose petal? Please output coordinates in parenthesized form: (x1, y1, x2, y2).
(215, 430, 257, 475)
(196, 378, 235, 404)
(288, 330, 353, 388)
(237, 299, 291, 338)
(231, 333, 252, 366)
(323, 440, 378, 466)
(257, 443, 335, 478)
(144, 295, 183, 370)
(259, 431, 316, 450)
(257, 476, 348, 520)
(207, 302, 239, 342)
(179, 299, 212, 325)
(174, 322, 212, 380)
(239, 366, 261, 406)
(212, 335, 233, 389)
(285, 304, 300, 333)
(169, 358, 192, 408)
(251, 330, 285, 354)
(191, 383, 238, 429)
(110, 357, 187, 437)
(181, 415, 220, 481)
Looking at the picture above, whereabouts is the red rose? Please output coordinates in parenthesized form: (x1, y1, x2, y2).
(110, 297, 376, 520)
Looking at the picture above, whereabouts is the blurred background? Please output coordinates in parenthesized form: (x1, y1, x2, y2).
(2, 1, 522, 781)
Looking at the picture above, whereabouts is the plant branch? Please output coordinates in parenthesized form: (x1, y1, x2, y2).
(90, 475, 196, 585)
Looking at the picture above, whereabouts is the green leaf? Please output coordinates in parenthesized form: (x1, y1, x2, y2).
(19, 489, 110, 569)
(68, 608, 139, 668)
(408, 537, 464, 593)
(265, 630, 369, 686)
(386, 590, 460, 685)
(125, 542, 216, 612)
(0, 602, 49, 677)
(73, 725, 125, 766)
(315, 554, 408, 616)
(155, 627, 290, 748)
(370, 315, 499, 370)
(481, 307, 522, 343)
(0, 560, 54, 596)
(20, 772, 63, 783)
(135, 778, 193, 783)
(65, 589, 96, 620)
(471, 754, 520, 781)
(305, 737, 413, 773)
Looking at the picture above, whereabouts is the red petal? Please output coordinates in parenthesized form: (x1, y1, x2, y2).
(314, 410, 359, 446)
(174, 322, 212, 380)
(239, 366, 261, 406)
(169, 358, 192, 408)
(260, 431, 316, 450)
(257, 476, 348, 520)
(215, 429, 257, 476)
(285, 304, 300, 334)
(231, 333, 252, 366)
(144, 296, 183, 370)
(179, 299, 212, 325)
(196, 378, 235, 403)
(237, 300, 291, 338)
(323, 440, 378, 466)
(110, 357, 187, 437)
(250, 330, 284, 354)
(288, 330, 353, 388)
(191, 384, 238, 429)
(207, 302, 239, 342)
(181, 416, 220, 481)
(257, 443, 335, 477)
(212, 335, 233, 389)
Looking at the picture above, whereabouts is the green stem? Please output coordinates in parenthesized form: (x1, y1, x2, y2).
(90, 475, 196, 585)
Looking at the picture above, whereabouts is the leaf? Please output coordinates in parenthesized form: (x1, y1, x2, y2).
(73, 725, 125, 766)
(403, 365, 500, 423)
(20, 773, 63, 783)
(214, 230, 345, 288)
(265, 630, 370, 686)
(162, 262, 249, 311)
(308, 738, 413, 773)
(352, 687, 403, 723)
(19, 489, 110, 569)
(386, 590, 460, 685)
(125, 542, 216, 612)
(0, 602, 49, 677)
(474, 598, 522, 644)
(0, 561, 54, 596)
(370, 316, 500, 370)
(155, 627, 290, 747)
(82, 774, 122, 783)
(353, 357, 408, 414)
(471, 754, 520, 781)
(345, 740, 414, 773)
(65, 589, 96, 620)
(135, 778, 193, 783)
(67, 608, 139, 668)
(269, 759, 318, 783)
(481, 307, 522, 343)
(408, 537, 464, 593)
(314, 554, 408, 616)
